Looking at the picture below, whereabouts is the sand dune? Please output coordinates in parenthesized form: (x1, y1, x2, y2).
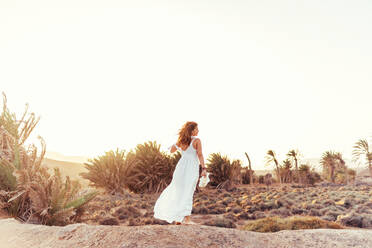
(42, 158, 89, 187)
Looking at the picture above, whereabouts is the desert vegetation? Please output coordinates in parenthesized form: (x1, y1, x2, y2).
(1, 93, 372, 233)
(0, 93, 97, 225)
(243, 216, 343, 232)
(206, 152, 242, 189)
(353, 139, 372, 177)
(77, 183, 372, 231)
(80, 141, 180, 194)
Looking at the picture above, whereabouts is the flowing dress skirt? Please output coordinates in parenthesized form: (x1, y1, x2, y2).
(153, 154, 199, 223)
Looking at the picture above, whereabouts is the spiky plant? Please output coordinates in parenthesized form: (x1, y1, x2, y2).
(0, 92, 39, 191)
(207, 153, 242, 189)
(1, 92, 97, 225)
(8, 137, 97, 225)
(80, 149, 129, 194)
(265, 150, 282, 184)
(352, 139, 372, 177)
(125, 141, 178, 193)
(0, 92, 41, 216)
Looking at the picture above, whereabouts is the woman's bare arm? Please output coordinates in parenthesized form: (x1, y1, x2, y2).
(169, 144, 178, 153)
(194, 138, 205, 168)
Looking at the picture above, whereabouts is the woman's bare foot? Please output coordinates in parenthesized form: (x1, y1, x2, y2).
(182, 216, 196, 225)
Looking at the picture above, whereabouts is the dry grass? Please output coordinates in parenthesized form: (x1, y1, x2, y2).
(204, 216, 237, 228)
(243, 216, 344, 232)
(78, 184, 372, 230)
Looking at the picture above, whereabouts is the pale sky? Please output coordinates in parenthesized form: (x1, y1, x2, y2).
(1, 0, 371, 169)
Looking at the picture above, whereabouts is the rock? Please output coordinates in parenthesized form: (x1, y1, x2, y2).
(1, 218, 372, 248)
(337, 212, 372, 228)
(335, 198, 352, 208)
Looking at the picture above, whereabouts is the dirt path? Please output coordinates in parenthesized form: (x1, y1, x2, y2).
(1, 218, 372, 248)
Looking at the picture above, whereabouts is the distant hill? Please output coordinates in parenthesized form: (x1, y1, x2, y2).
(42, 158, 89, 187)
(45, 151, 90, 164)
(254, 170, 273, 176)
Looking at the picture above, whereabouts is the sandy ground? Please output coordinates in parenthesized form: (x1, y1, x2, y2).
(1, 218, 372, 248)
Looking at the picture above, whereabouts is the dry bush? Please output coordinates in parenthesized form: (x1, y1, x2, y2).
(80, 149, 129, 194)
(299, 164, 321, 186)
(204, 216, 237, 228)
(335, 168, 356, 184)
(207, 153, 242, 189)
(125, 141, 179, 194)
(244, 216, 344, 232)
(264, 173, 273, 188)
(258, 175, 265, 184)
(0, 93, 39, 192)
(241, 168, 256, 184)
(99, 216, 119, 225)
(10, 141, 97, 225)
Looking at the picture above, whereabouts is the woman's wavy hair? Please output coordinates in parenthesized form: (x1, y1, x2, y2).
(176, 121, 198, 148)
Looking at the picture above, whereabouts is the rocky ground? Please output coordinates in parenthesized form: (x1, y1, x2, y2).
(1, 218, 372, 248)
(81, 184, 372, 229)
(2, 183, 372, 247)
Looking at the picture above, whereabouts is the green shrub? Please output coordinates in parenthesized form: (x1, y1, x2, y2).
(207, 153, 242, 189)
(80, 149, 129, 194)
(125, 141, 179, 193)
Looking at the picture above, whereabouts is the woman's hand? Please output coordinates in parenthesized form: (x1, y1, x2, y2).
(201, 168, 207, 177)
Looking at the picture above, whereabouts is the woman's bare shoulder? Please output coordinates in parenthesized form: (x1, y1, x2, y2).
(193, 138, 201, 147)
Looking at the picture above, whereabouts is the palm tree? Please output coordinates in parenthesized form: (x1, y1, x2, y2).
(321, 151, 337, 183)
(265, 150, 282, 184)
(244, 152, 253, 185)
(280, 159, 292, 183)
(287, 149, 300, 183)
(334, 152, 348, 184)
(352, 139, 372, 177)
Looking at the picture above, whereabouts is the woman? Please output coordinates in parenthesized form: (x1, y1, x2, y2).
(153, 121, 207, 225)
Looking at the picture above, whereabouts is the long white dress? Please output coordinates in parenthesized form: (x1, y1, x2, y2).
(153, 136, 200, 223)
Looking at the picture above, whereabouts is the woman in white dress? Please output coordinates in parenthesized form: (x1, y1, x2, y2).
(154, 121, 207, 225)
